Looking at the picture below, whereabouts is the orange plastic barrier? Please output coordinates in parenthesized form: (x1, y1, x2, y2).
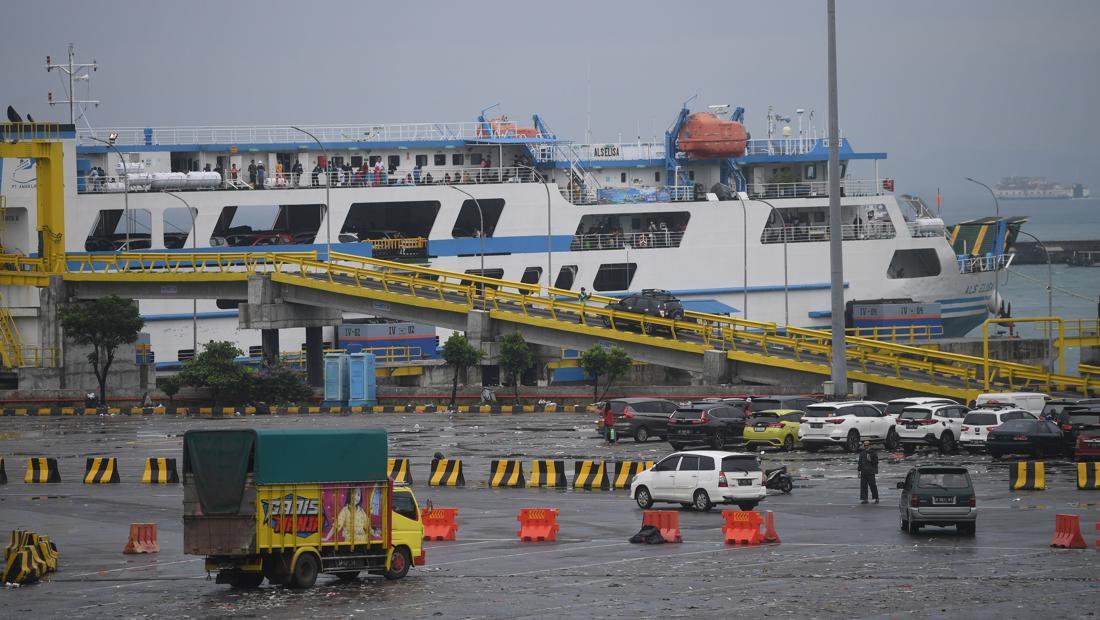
(123, 523, 159, 554)
(1050, 514, 1087, 549)
(762, 510, 781, 544)
(721, 510, 763, 545)
(517, 508, 561, 542)
(423, 508, 460, 541)
(641, 510, 682, 543)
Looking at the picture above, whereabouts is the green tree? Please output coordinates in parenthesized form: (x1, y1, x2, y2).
(441, 332, 482, 410)
(498, 332, 533, 403)
(59, 295, 145, 406)
(252, 363, 313, 405)
(178, 341, 253, 407)
(580, 344, 633, 403)
(160, 375, 181, 404)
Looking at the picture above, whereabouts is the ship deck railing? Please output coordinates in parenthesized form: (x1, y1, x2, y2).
(564, 137, 852, 162)
(569, 230, 686, 251)
(747, 178, 886, 198)
(77, 122, 557, 147)
(759, 222, 897, 244)
(957, 253, 1013, 274)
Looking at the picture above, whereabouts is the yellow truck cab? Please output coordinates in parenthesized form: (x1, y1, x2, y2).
(182, 428, 424, 588)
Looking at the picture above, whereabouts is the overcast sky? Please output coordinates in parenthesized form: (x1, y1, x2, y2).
(3, 0, 1098, 205)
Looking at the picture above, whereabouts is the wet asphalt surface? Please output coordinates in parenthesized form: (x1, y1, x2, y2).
(1, 411, 1098, 619)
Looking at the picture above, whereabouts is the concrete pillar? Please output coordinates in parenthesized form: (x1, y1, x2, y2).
(261, 329, 280, 366)
(305, 326, 324, 387)
(703, 349, 731, 386)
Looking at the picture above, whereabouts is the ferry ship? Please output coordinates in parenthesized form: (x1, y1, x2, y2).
(0, 102, 1020, 367)
(994, 176, 1090, 200)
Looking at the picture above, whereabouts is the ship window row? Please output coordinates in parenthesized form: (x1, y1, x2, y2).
(758, 204, 896, 244)
(570, 212, 690, 251)
(463, 263, 636, 293)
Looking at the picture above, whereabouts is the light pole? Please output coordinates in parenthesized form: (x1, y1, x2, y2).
(516, 163, 553, 290)
(826, 0, 848, 396)
(734, 192, 749, 320)
(447, 185, 485, 309)
(88, 133, 130, 250)
(1016, 230, 1055, 373)
(162, 191, 198, 357)
(966, 176, 1002, 317)
(291, 126, 332, 260)
(755, 197, 790, 327)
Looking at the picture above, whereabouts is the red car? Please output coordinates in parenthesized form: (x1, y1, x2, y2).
(1075, 430, 1100, 461)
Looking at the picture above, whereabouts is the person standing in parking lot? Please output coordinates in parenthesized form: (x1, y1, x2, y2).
(602, 402, 616, 444)
(858, 440, 879, 503)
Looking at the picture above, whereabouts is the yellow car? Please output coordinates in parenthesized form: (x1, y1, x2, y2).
(743, 409, 804, 451)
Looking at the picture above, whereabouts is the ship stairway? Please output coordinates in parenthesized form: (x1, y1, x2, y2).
(0, 293, 24, 368)
(47, 250, 1098, 400)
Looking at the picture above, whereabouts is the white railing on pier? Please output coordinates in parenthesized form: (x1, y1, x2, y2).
(77, 122, 555, 147)
(570, 230, 685, 251)
(759, 222, 897, 244)
(906, 220, 947, 238)
(747, 178, 886, 198)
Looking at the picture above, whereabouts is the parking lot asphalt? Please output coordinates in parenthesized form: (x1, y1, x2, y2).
(2, 411, 1098, 619)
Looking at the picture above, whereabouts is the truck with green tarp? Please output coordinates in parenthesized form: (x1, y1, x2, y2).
(183, 428, 424, 588)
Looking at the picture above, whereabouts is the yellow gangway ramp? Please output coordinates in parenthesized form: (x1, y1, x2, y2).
(429, 457, 465, 486)
(142, 457, 180, 484)
(488, 460, 525, 488)
(24, 457, 61, 483)
(84, 457, 120, 484)
(573, 460, 609, 490)
(529, 460, 567, 488)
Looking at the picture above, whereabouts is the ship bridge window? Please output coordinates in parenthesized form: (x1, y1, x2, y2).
(210, 204, 323, 247)
(434, 154, 446, 166)
(163, 207, 198, 249)
(572, 212, 689, 250)
(341, 200, 441, 241)
(452, 199, 505, 238)
(887, 249, 941, 279)
(452, 154, 464, 166)
(85, 208, 152, 251)
(554, 265, 578, 290)
(592, 263, 637, 292)
(415, 155, 428, 167)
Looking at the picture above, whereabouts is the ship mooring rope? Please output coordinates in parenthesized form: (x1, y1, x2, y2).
(1005, 267, 1097, 302)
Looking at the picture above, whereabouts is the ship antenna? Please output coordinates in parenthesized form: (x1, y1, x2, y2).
(46, 43, 99, 125)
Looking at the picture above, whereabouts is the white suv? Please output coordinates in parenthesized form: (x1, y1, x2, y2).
(884, 397, 957, 419)
(959, 408, 1036, 453)
(631, 450, 765, 512)
(798, 401, 893, 453)
(895, 403, 970, 454)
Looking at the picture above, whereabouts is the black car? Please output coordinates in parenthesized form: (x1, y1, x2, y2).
(603, 289, 685, 335)
(747, 395, 820, 414)
(666, 402, 748, 450)
(987, 419, 1064, 458)
(598, 397, 679, 442)
(1055, 406, 1100, 457)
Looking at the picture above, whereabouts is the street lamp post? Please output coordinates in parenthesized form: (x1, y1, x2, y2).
(290, 127, 332, 260)
(88, 134, 130, 250)
(447, 185, 486, 309)
(966, 176, 1002, 317)
(162, 191, 198, 357)
(1016, 230, 1055, 373)
(755, 198, 790, 327)
(734, 192, 749, 320)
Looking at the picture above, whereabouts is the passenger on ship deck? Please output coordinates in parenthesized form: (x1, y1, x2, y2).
(256, 161, 266, 189)
(248, 160, 257, 187)
(413, 163, 422, 185)
(203, 163, 212, 172)
(424, 172, 434, 184)
(462, 171, 472, 184)
(311, 163, 321, 187)
(231, 163, 239, 181)
(443, 173, 452, 184)
(293, 160, 303, 186)
(275, 160, 284, 183)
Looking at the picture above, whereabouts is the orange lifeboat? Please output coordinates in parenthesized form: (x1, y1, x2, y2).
(481, 117, 540, 139)
(676, 112, 747, 159)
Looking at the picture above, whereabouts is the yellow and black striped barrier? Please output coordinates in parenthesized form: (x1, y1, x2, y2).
(573, 460, 609, 490)
(24, 457, 61, 483)
(1009, 461, 1045, 490)
(84, 457, 120, 484)
(489, 460, 526, 488)
(613, 460, 654, 489)
(0, 457, 6, 484)
(1077, 462, 1100, 490)
(142, 457, 180, 484)
(2, 530, 58, 585)
(528, 460, 567, 488)
(429, 458, 465, 486)
(388, 458, 413, 484)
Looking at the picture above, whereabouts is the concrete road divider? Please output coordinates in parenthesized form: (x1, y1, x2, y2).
(762, 510, 781, 543)
(123, 523, 159, 554)
(388, 458, 413, 484)
(613, 460, 654, 489)
(1050, 514, 1088, 549)
(573, 460, 609, 490)
(528, 460, 567, 488)
(429, 457, 465, 486)
(84, 457, 120, 484)
(641, 510, 682, 543)
(722, 510, 764, 545)
(1077, 462, 1100, 490)
(24, 457, 61, 483)
(142, 457, 180, 484)
(423, 508, 459, 541)
(2, 530, 59, 585)
(0, 457, 6, 484)
(489, 460, 526, 488)
(1009, 461, 1045, 490)
(517, 508, 560, 542)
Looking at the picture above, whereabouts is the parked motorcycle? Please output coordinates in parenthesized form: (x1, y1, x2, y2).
(764, 466, 793, 493)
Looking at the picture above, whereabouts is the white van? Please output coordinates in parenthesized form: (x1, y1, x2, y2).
(973, 392, 1049, 416)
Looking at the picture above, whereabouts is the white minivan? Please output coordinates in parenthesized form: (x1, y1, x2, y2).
(974, 393, 1049, 416)
(630, 450, 766, 512)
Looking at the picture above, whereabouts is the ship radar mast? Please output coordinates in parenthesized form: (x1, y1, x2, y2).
(46, 44, 99, 125)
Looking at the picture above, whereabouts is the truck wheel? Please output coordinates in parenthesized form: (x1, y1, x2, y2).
(385, 547, 412, 580)
(290, 553, 319, 589)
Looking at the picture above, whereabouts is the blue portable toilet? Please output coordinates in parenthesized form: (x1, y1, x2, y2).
(322, 352, 349, 408)
(347, 352, 377, 408)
